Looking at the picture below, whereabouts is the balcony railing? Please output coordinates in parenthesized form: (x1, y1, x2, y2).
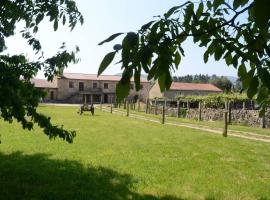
(80, 88, 102, 93)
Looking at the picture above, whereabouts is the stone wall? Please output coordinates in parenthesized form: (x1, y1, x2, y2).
(149, 106, 270, 128)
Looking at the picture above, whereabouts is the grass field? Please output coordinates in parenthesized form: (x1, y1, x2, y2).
(0, 105, 270, 200)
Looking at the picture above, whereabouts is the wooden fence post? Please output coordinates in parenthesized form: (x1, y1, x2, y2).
(137, 100, 140, 112)
(228, 101, 232, 124)
(124, 99, 127, 109)
(154, 100, 158, 115)
(223, 111, 228, 137)
(100, 96, 103, 111)
(127, 101, 130, 117)
(198, 101, 202, 121)
(260, 113, 266, 129)
(133, 100, 136, 110)
(145, 99, 148, 113)
(162, 103, 165, 124)
(177, 100, 180, 118)
(110, 97, 113, 114)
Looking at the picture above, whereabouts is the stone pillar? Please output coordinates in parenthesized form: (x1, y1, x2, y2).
(242, 101, 246, 110)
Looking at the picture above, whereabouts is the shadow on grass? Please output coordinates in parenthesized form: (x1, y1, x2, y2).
(0, 152, 184, 200)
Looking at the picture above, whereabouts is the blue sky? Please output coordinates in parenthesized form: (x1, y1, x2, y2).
(5, 0, 237, 78)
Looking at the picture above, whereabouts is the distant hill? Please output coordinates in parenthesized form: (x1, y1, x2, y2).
(115, 73, 238, 85)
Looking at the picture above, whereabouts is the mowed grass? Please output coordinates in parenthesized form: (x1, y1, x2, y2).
(0, 105, 270, 200)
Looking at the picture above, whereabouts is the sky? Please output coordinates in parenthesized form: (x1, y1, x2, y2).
(5, 0, 238, 78)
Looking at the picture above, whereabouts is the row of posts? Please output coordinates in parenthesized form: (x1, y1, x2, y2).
(100, 97, 267, 136)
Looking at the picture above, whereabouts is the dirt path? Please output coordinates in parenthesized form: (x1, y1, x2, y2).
(100, 107, 270, 143)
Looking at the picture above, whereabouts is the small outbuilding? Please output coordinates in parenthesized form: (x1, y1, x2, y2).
(149, 82, 222, 99)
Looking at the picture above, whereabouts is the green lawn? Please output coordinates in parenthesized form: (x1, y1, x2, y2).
(112, 106, 270, 136)
(0, 105, 270, 200)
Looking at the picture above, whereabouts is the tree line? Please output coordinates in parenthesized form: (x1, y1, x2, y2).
(172, 74, 237, 93)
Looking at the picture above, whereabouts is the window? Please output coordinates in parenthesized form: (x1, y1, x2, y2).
(69, 82, 74, 88)
(104, 83, 108, 89)
(130, 84, 134, 90)
(79, 82, 84, 91)
(93, 82, 97, 89)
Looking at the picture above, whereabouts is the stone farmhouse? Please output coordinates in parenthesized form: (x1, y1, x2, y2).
(32, 73, 151, 103)
(149, 82, 222, 99)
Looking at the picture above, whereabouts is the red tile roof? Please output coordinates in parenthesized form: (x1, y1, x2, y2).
(31, 79, 58, 89)
(61, 73, 149, 83)
(170, 82, 222, 92)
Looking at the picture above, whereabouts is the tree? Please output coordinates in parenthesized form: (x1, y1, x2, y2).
(0, 0, 83, 143)
(99, 0, 270, 115)
(210, 76, 233, 93)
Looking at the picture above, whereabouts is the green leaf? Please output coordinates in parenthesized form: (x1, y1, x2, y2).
(247, 76, 259, 98)
(213, 0, 224, 11)
(214, 45, 224, 61)
(126, 32, 139, 48)
(185, 3, 194, 22)
(233, 0, 249, 9)
(98, 52, 116, 76)
(116, 81, 130, 103)
(158, 73, 166, 92)
(36, 14, 44, 25)
(203, 51, 209, 63)
(225, 53, 232, 65)
(141, 21, 155, 31)
(238, 63, 247, 78)
(254, 0, 270, 29)
(257, 87, 268, 103)
(134, 69, 141, 91)
(98, 33, 124, 45)
(196, 2, 204, 19)
(174, 51, 181, 66)
(164, 6, 181, 18)
(53, 19, 58, 31)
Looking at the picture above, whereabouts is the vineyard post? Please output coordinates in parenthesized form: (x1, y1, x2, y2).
(260, 113, 266, 129)
(223, 111, 228, 137)
(177, 100, 180, 118)
(162, 103, 165, 124)
(198, 101, 202, 121)
(127, 100, 130, 117)
(155, 100, 158, 115)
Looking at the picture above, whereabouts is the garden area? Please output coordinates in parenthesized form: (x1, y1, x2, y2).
(0, 105, 270, 200)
